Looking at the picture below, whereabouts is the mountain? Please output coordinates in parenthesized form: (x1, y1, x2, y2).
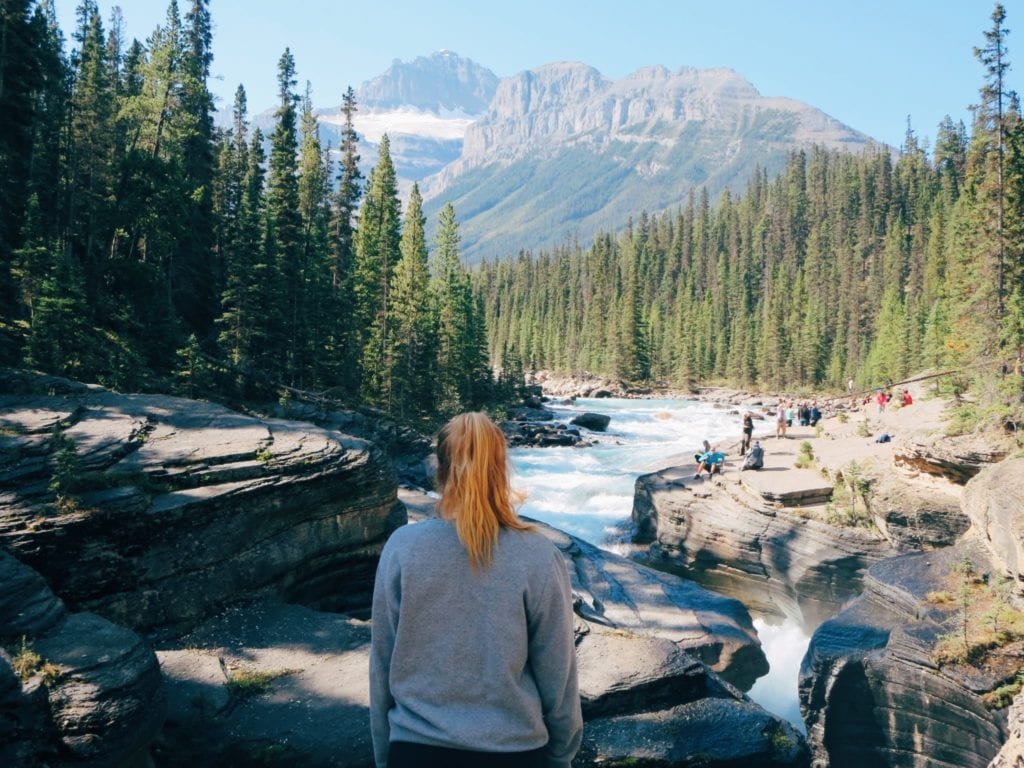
(420, 63, 874, 261)
(317, 51, 498, 188)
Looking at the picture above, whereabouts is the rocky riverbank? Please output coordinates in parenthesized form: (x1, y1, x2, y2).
(627, 380, 1024, 767)
(1, 370, 810, 767)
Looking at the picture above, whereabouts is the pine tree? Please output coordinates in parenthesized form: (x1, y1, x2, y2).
(389, 184, 436, 416)
(432, 202, 472, 415)
(355, 134, 402, 404)
(265, 48, 303, 383)
(327, 85, 363, 396)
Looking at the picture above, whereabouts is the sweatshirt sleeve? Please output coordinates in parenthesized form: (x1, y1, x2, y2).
(527, 547, 583, 768)
(369, 542, 400, 768)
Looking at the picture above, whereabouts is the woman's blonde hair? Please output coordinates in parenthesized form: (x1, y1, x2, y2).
(435, 412, 531, 567)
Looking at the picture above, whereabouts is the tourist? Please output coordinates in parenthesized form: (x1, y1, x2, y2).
(741, 441, 764, 470)
(798, 402, 810, 427)
(809, 401, 822, 427)
(695, 447, 726, 478)
(786, 402, 795, 427)
(741, 412, 754, 455)
(370, 412, 582, 768)
(694, 439, 712, 464)
(876, 389, 887, 413)
(776, 402, 787, 438)
(902, 389, 913, 406)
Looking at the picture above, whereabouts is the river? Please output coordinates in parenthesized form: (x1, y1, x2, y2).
(510, 396, 811, 732)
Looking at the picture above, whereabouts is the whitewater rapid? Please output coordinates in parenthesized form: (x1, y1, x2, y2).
(510, 396, 808, 732)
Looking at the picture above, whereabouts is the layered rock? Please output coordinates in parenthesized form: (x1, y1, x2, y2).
(0, 549, 165, 767)
(632, 464, 897, 626)
(799, 541, 1009, 768)
(0, 370, 404, 635)
(895, 432, 1011, 484)
(962, 458, 1024, 582)
(990, 688, 1024, 767)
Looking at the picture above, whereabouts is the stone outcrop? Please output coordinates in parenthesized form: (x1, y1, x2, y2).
(575, 624, 807, 767)
(632, 464, 897, 626)
(989, 688, 1024, 767)
(896, 433, 1011, 484)
(540, 519, 768, 689)
(1, 549, 165, 767)
(799, 541, 1009, 768)
(0, 370, 404, 635)
(962, 458, 1024, 582)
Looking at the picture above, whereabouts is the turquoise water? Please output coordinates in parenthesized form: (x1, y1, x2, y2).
(510, 396, 809, 732)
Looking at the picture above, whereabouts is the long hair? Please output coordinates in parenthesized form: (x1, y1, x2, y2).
(435, 412, 531, 568)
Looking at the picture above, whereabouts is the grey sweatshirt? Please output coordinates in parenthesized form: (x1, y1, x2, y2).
(369, 518, 582, 768)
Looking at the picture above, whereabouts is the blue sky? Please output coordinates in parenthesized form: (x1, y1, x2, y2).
(55, 0, 1016, 148)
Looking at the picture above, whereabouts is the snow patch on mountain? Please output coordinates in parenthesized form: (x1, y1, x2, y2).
(318, 108, 477, 143)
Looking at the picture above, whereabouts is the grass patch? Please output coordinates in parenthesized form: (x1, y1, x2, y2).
(794, 441, 815, 469)
(983, 674, 1024, 709)
(224, 666, 292, 698)
(11, 637, 62, 685)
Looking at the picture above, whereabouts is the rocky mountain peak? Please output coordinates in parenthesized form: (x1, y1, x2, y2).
(356, 50, 499, 115)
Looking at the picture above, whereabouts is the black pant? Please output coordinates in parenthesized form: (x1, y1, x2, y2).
(388, 741, 547, 768)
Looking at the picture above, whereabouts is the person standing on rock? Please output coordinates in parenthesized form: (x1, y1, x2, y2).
(776, 402, 787, 439)
(741, 412, 754, 455)
(370, 412, 582, 768)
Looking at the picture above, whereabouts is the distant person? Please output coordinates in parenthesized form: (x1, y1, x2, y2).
(809, 401, 822, 427)
(847, 378, 855, 393)
(786, 402, 795, 427)
(876, 390, 887, 413)
(370, 412, 583, 768)
(798, 402, 810, 427)
(776, 402, 787, 439)
(741, 412, 754, 455)
(694, 439, 712, 464)
(902, 389, 913, 406)
(741, 441, 764, 471)
(695, 448, 725, 479)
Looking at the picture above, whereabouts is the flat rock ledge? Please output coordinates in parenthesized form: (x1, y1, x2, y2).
(1, 549, 165, 768)
(0, 370, 404, 636)
(799, 540, 1010, 768)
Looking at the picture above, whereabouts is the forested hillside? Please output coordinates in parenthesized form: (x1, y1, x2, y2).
(1, 1, 1020, 426)
(0, 0, 495, 420)
(477, 5, 1024, 423)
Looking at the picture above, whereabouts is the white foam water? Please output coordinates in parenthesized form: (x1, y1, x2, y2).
(510, 396, 808, 733)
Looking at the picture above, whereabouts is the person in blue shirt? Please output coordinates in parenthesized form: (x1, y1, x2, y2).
(694, 448, 726, 479)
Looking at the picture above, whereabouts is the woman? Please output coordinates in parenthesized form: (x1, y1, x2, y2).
(370, 412, 582, 768)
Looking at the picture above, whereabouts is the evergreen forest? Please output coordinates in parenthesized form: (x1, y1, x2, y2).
(0, 0, 494, 421)
(478, 5, 1024, 425)
(1, 1, 1022, 426)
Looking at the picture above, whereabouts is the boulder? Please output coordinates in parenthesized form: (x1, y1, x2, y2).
(799, 541, 1009, 768)
(575, 625, 807, 767)
(570, 412, 612, 432)
(0, 550, 165, 767)
(0, 370, 404, 636)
